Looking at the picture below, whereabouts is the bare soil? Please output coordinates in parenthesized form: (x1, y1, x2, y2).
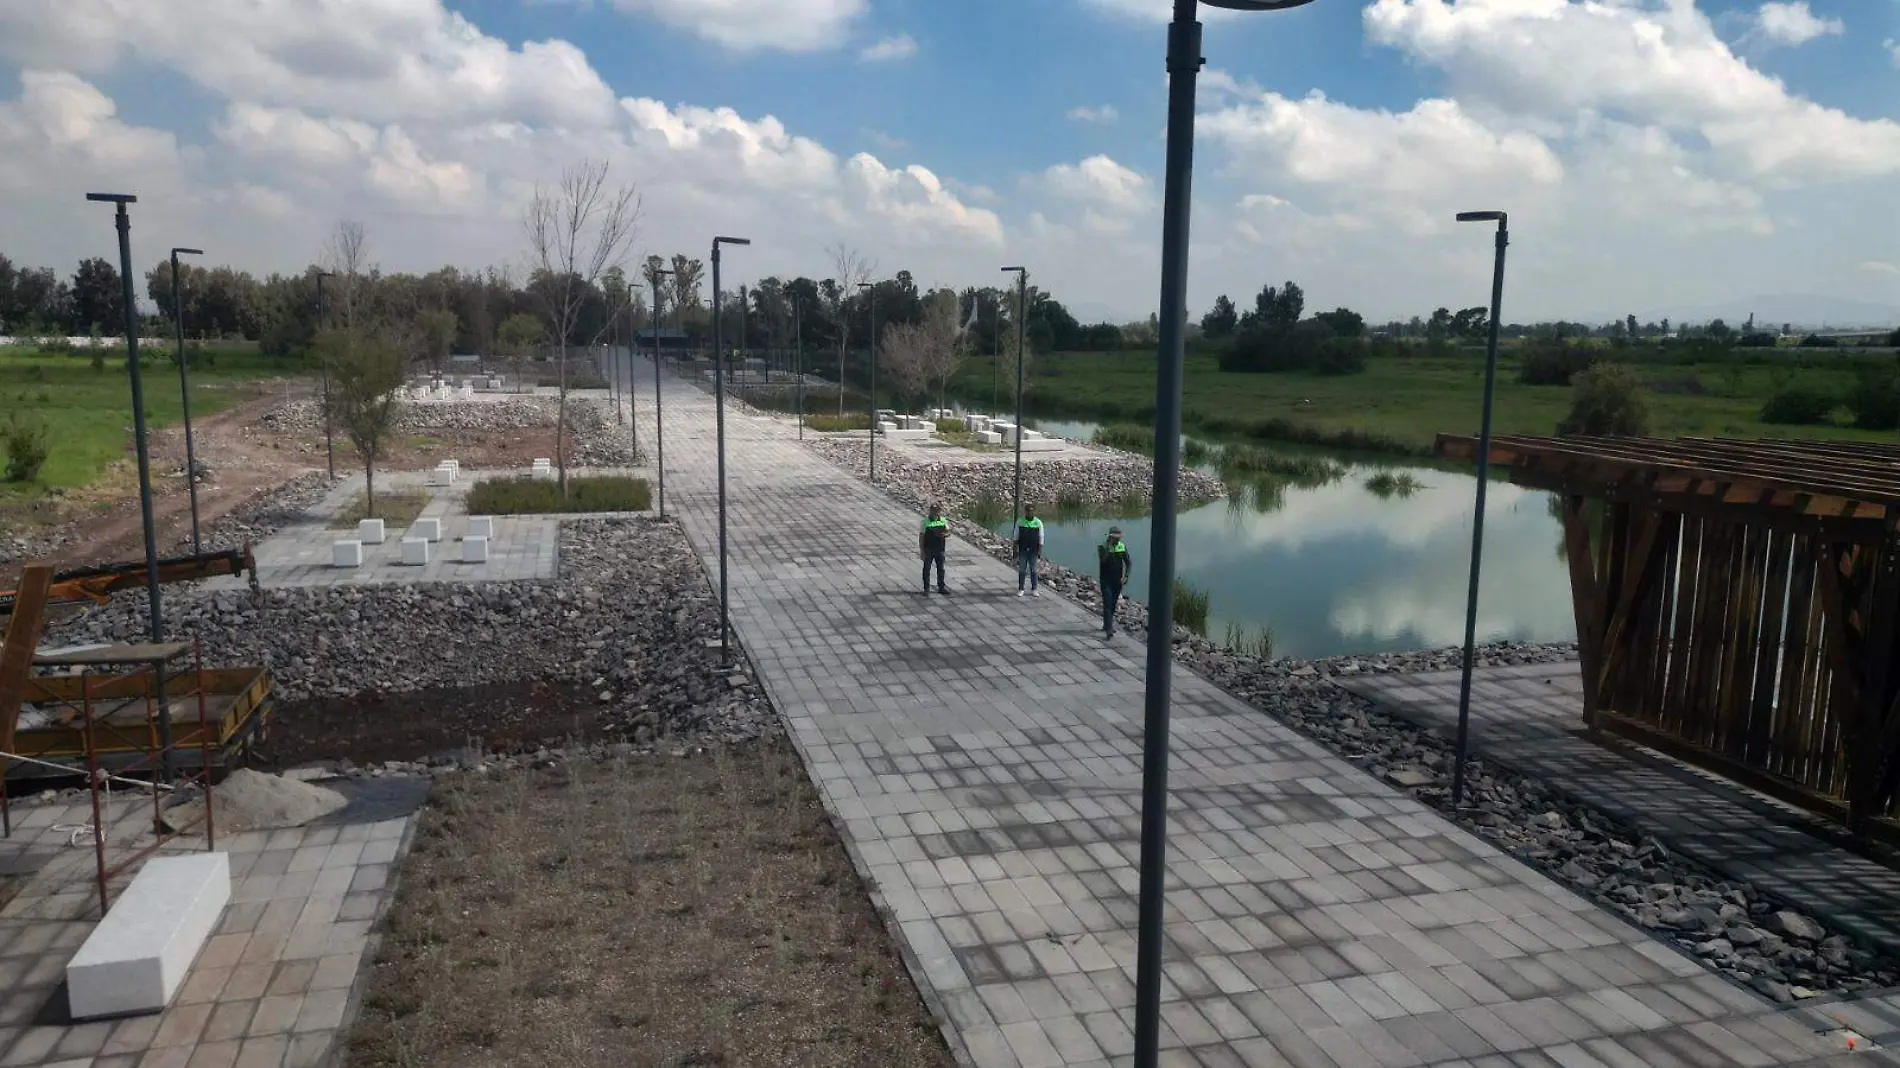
(256, 682, 613, 769)
(345, 742, 954, 1068)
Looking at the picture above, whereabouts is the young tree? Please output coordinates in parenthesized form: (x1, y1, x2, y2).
(916, 288, 967, 414)
(827, 243, 875, 412)
(879, 320, 930, 406)
(522, 159, 641, 492)
(1202, 295, 1239, 339)
(321, 325, 407, 517)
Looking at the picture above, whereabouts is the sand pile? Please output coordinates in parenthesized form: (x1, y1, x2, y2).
(163, 768, 347, 834)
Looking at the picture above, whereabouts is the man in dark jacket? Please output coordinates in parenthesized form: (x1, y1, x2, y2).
(920, 503, 950, 594)
(1015, 506, 1044, 597)
(1097, 526, 1131, 638)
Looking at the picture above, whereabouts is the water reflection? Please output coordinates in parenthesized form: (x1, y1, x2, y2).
(1011, 417, 1576, 659)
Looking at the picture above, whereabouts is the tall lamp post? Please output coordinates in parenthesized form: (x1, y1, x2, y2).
(794, 296, 805, 440)
(649, 267, 673, 518)
(1001, 266, 1028, 526)
(170, 246, 205, 553)
(1450, 209, 1509, 810)
(1133, 3, 1319, 1065)
(711, 236, 750, 667)
(88, 192, 174, 779)
(314, 270, 336, 479)
(858, 281, 879, 481)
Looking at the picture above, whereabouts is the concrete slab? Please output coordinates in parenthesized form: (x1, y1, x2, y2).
(67, 852, 230, 1019)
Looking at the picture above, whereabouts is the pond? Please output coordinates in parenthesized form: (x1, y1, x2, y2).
(1002, 418, 1577, 660)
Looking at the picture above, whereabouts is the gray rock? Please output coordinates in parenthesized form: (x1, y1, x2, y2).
(1774, 911, 1826, 942)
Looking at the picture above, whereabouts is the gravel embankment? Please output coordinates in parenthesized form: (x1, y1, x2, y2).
(821, 432, 1900, 1000)
(803, 435, 1224, 513)
(43, 517, 771, 746)
(259, 396, 637, 466)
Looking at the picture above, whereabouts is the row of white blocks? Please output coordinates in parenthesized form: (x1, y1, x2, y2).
(531, 457, 552, 479)
(333, 515, 493, 567)
(429, 458, 461, 486)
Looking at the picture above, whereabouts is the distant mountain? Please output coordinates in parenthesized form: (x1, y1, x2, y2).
(1631, 294, 1900, 331)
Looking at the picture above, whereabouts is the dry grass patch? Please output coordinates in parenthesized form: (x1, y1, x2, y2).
(331, 490, 429, 529)
(346, 739, 953, 1068)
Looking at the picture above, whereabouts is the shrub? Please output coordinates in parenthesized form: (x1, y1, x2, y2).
(1518, 341, 1597, 386)
(466, 474, 652, 514)
(1559, 361, 1650, 436)
(934, 418, 964, 435)
(1758, 385, 1837, 426)
(1312, 337, 1367, 376)
(1172, 579, 1210, 636)
(1222, 620, 1274, 660)
(3, 413, 51, 482)
(1847, 367, 1900, 430)
(1216, 319, 1346, 374)
(1181, 438, 1216, 467)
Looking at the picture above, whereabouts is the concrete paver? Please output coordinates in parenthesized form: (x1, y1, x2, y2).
(632, 359, 1864, 1066)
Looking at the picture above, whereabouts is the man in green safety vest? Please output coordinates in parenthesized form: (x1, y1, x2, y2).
(1015, 506, 1044, 597)
(1097, 526, 1131, 639)
(919, 503, 951, 594)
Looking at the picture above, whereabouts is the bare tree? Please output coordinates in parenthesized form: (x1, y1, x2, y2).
(997, 274, 1036, 403)
(879, 320, 930, 406)
(323, 220, 369, 332)
(522, 160, 641, 492)
(917, 288, 967, 414)
(827, 243, 875, 413)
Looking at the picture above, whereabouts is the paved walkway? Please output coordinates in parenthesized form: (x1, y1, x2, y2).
(0, 788, 417, 1067)
(632, 362, 1885, 1067)
(1338, 664, 1900, 962)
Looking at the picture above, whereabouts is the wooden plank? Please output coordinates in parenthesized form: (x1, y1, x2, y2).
(1561, 494, 1606, 721)
(1745, 528, 1791, 767)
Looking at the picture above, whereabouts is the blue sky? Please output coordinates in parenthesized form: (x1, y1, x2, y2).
(2, 0, 1897, 326)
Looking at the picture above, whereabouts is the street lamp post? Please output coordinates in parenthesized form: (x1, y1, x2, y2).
(314, 270, 336, 480)
(712, 236, 751, 667)
(858, 282, 879, 481)
(1133, 3, 1319, 1065)
(1450, 210, 1510, 810)
(795, 297, 805, 440)
(1001, 267, 1028, 526)
(649, 268, 673, 518)
(170, 246, 205, 553)
(88, 192, 175, 779)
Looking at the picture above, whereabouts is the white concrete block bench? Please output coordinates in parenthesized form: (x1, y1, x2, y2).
(357, 518, 385, 544)
(401, 537, 430, 566)
(466, 516, 493, 539)
(411, 518, 442, 542)
(461, 535, 489, 564)
(976, 430, 1003, 445)
(332, 540, 363, 568)
(67, 853, 230, 1019)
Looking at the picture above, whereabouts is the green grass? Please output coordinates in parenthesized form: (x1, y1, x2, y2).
(0, 342, 288, 495)
(947, 346, 1900, 458)
(1172, 579, 1211, 637)
(1218, 444, 1345, 486)
(1364, 471, 1425, 499)
(331, 490, 429, 529)
(803, 413, 872, 432)
(466, 474, 652, 514)
(1222, 620, 1275, 659)
(1091, 424, 1154, 453)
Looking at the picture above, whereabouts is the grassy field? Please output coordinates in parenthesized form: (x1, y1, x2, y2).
(0, 342, 298, 493)
(948, 345, 1900, 456)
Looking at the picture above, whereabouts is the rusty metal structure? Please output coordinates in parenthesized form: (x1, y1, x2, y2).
(1438, 434, 1900, 841)
(0, 545, 256, 617)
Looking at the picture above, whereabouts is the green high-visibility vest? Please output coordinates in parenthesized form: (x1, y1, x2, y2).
(924, 517, 948, 530)
(1019, 517, 1043, 530)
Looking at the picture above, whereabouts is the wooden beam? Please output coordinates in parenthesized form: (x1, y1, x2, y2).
(0, 564, 53, 758)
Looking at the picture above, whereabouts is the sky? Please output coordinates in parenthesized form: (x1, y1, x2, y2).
(1, 0, 1898, 327)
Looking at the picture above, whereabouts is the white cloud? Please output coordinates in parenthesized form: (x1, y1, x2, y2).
(859, 34, 917, 62)
(0, 0, 618, 127)
(1040, 155, 1152, 234)
(1076, 0, 1239, 22)
(1752, 2, 1843, 47)
(1067, 105, 1119, 124)
(1887, 39, 1900, 67)
(604, 0, 866, 51)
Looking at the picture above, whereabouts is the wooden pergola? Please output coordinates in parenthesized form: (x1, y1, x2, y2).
(1436, 434, 1900, 840)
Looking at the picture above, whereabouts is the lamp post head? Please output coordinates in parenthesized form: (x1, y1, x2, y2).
(713, 236, 751, 247)
(857, 282, 873, 291)
(1202, 0, 1318, 8)
(1456, 210, 1507, 224)
(85, 192, 137, 204)
(1001, 266, 1025, 273)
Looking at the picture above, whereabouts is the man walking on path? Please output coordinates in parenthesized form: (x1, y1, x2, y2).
(1098, 525, 1131, 638)
(1015, 506, 1044, 596)
(920, 503, 951, 594)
